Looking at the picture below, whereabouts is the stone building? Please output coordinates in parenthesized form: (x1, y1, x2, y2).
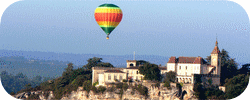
(92, 60, 167, 86)
(167, 40, 221, 85)
(92, 40, 221, 86)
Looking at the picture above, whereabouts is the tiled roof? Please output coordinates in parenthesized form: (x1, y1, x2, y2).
(104, 70, 124, 73)
(211, 40, 220, 54)
(211, 46, 220, 54)
(159, 67, 167, 70)
(126, 66, 139, 69)
(167, 56, 207, 64)
(167, 56, 177, 63)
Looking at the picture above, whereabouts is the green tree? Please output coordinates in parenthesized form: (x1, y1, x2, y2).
(237, 63, 250, 75)
(164, 71, 176, 83)
(193, 82, 206, 99)
(224, 74, 249, 99)
(24, 83, 32, 90)
(98, 86, 107, 94)
(136, 60, 149, 66)
(138, 62, 161, 81)
(83, 80, 92, 93)
(59, 63, 75, 87)
(83, 57, 103, 70)
(33, 75, 42, 82)
(96, 62, 114, 67)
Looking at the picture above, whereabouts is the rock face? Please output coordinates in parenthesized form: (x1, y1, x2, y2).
(13, 90, 54, 100)
(13, 85, 194, 100)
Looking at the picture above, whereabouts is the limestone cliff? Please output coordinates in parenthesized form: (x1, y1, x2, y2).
(13, 85, 194, 100)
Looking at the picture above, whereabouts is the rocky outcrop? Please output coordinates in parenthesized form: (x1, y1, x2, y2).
(13, 84, 195, 100)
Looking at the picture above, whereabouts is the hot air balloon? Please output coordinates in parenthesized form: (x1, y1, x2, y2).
(94, 4, 123, 40)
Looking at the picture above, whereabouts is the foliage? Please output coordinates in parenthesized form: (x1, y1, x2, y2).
(98, 86, 106, 94)
(122, 83, 129, 91)
(208, 78, 212, 85)
(96, 62, 114, 68)
(152, 82, 160, 88)
(133, 84, 148, 97)
(27, 94, 40, 99)
(25, 83, 32, 90)
(37, 61, 93, 99)
(107, 86, 115, 92)
(164, 71, 176, 83)
(136, 60, 149, 66)
(122, 79, 127, 82)
(164, 81, 170, 88)
(193, 82, 206, 99)
(0, 71, 53, 94)
(93, 81, 99, 86)
(205, 87, 225, 99)
(224, 74, 249, 99)
(138, 62, 161, 81)
(83, 80, 92, 93)
(237, 63, 250, 75)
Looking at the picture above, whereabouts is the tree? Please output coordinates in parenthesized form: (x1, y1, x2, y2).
(96, 62, 114, 67)
(25, 83, 32, 90)
(138, 62, 161, 81)
(83, 80, 92, 93)
(65, 63, 73, 72)
(83, 57, 102, 70)
(136, 60, 149, 66)
(59, 63, 75, 87)
(237, 63, 250, 75)
(224, 74, 249, 99)
(98, 86, 106, 94)
(164, 71, 176, 83)
(33, 75, 42, 82)
(193, 82, 206, 99)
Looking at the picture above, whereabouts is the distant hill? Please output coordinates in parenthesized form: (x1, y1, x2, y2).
(0, 50, 169, 78)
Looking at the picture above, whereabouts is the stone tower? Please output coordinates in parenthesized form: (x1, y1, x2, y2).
(210, 40, 221, 76)
(126, 60, 137, 68)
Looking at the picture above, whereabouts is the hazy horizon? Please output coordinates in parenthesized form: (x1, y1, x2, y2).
(0, 0, 249, 65)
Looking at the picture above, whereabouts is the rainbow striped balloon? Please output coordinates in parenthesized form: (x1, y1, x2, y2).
(94, 4, 123, 39)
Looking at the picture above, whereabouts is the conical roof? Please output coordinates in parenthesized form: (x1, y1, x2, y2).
(211, 40, 220, 54)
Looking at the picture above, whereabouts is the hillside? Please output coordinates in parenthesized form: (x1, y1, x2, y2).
(0, 50, 169, 78)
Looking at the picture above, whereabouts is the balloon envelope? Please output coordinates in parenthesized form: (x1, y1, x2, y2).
(94, 4, 123, 38)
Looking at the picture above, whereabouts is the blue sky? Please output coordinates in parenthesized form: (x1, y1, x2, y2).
(0, 0, 249, 64)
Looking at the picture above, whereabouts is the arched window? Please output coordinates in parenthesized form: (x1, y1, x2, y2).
(130, 63, 134, 67)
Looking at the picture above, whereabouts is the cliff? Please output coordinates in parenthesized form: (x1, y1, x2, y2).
(13, 84, 194, 100)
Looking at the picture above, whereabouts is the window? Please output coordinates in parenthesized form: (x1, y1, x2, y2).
(120, 75, 123, 80)
(179, 66, 181, 70)
(186, 66, 187, 70)
(114, 75, 117, 80)
(136, 76, 138, 80)
(130, 63, 134, 67)
(137, 71, 139, 74)
(108, 74, 111, 80)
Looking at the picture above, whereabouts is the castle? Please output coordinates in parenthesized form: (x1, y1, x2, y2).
(92, 40, 221, 86)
